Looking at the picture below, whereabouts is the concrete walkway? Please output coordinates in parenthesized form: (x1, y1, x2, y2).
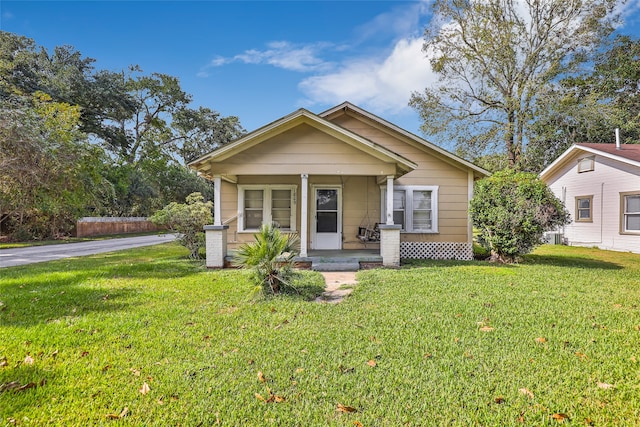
(315, 271, 358, 303)
(0, 234, 176, 268)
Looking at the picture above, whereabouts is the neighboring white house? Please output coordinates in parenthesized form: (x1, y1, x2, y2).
(540, 143, 640, 254)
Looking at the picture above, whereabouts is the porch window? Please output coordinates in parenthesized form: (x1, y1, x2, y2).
(575, 196, 593, 222)
(238, 185, 296, 232)
(382, 186, 438, 232)
(621, 192, 640, 233)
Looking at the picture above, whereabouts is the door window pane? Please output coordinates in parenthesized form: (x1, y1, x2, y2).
(317, 189, 337, 210)
(317, 212, 337, 232)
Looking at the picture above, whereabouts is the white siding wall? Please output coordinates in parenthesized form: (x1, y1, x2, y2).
(546, 154, 640, 254)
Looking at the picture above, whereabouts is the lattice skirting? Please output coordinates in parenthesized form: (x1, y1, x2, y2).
(400, 242, 473, 261)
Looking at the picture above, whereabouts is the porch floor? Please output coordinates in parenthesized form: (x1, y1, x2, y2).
(224, 249, 382, 271)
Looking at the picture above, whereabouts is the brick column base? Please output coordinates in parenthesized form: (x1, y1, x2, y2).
(379, 224, 401, 267)
(204, 225, 229, 268)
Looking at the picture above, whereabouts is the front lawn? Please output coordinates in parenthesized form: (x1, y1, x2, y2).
(1, 244, 639, 426)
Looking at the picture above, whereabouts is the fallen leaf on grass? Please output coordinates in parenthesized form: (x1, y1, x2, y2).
(139, 382, 150, 395)
(337, 403, 357, 413)
(479, 326, 494, 332)
(353, 421, 364, 427)
(552, 413, 570, 422)
(575, 352, 588, 360)
(366, 360, 377, 367)
(130, 368, 141, 376)
(519, 388, 534, 399)
(255, 388, 284, 403)
(494, 396, 505, 404)
(24, 355, 34, 365)
(535, 337, 547, 343)
(0, 381, 37, 393)
(0, 357, 7, 367)
(105, 407, 129, 419)
(257, 371, 266, 382)
(597, 382, 614, 389)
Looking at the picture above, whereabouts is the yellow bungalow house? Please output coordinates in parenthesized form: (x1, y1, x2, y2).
(189, 102, 488, 268)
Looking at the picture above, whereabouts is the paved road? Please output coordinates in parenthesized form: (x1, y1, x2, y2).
(0, 234, 177, 268)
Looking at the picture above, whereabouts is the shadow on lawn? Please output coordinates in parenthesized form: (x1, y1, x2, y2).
(522, 254, 622, 270)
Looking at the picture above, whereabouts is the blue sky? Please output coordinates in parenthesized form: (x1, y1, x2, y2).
(2, 0, 640, 144)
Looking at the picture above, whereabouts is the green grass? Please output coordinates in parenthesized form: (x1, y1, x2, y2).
(1, 244, 640, 426)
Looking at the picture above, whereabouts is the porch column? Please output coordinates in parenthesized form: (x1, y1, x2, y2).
(204, 225, 228, 268)
(386, 175, 394, 225)
(213, 175, 222, 226)
(379, 224, 401, 267)
(300, 174, 309, 257)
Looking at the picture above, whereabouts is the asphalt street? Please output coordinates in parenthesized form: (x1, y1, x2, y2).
(0, 234, 177, 268)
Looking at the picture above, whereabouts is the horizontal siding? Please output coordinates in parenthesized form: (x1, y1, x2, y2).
(545, 153, 640, 254)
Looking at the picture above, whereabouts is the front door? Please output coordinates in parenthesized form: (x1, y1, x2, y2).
(312, 187, 342, 250)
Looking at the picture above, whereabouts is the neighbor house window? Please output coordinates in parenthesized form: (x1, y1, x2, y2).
(238, 185, 296, 231)
(577, 156, 595, 173)
(621, 192, 640, 234)
(382, 186, 438, 232)
(575, 196, 593, 222)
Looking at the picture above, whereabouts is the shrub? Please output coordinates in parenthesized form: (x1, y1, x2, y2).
(233, 223, 300, 294)
(469, 170, 570, 263)
(150, 192, 213, 259)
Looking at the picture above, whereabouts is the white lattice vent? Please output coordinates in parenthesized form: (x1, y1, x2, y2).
(400, 242, 473, 261)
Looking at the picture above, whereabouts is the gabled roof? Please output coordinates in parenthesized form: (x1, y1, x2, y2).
(188, 107, 418, 176)
(540, 143, 640, 181)
(319, 102, 490, 176)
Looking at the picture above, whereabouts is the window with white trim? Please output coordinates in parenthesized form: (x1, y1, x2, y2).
(621, 192, 640, 233)
(382, 186, 438, 232)
(238, 185, 296, 231)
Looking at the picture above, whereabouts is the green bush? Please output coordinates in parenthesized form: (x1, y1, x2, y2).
(233, 223, 300, 294)
(150, 192, 213, 259)
(469, 170, 569, 262)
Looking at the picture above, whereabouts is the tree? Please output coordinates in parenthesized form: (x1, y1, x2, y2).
(469, 170, 570, 263)
(149, 192, 212, 259)
(409, 0, 618, 168)
(233, 223, 300, 294)
(0, 92, 105, 239)
(525, 35, 640, 171)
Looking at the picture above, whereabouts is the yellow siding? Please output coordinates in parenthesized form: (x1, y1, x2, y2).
(211, 123, 396, 176)
(218, 112, 474, 248)
(329, 114, 470, 242)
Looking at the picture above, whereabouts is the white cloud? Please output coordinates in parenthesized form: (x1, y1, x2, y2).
(199, 41, 332, 75)
(299, 37, 436, 114)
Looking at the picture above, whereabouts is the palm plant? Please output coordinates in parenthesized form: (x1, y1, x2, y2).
(233, 223, 300, 294)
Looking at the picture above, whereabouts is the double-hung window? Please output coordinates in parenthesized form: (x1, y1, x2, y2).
(382, 186, 438, 232)
(621, 192, 640, 234)
(238, 185, 296, 231)
(575, 196, 593, 222)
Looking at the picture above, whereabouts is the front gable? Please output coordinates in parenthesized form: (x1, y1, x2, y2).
(189, 109, 417, 180)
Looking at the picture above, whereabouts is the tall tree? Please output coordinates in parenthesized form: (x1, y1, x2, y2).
(409, 0, 618, 168)
(526, 35, 640, 171)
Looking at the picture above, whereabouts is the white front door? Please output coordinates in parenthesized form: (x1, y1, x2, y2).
(312, 187, 342, 250)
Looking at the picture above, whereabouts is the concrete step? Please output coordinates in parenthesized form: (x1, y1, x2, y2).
(311, 261, 360, 272)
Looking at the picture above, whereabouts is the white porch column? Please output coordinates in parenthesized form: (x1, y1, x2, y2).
(300, 174, 309, 257)
(204, 225, 228, 268)
(213, 175, 222, 226)
(379, 224, 401, 267)
(386, 175, 394, 225)
(467, 170, 474, 242)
